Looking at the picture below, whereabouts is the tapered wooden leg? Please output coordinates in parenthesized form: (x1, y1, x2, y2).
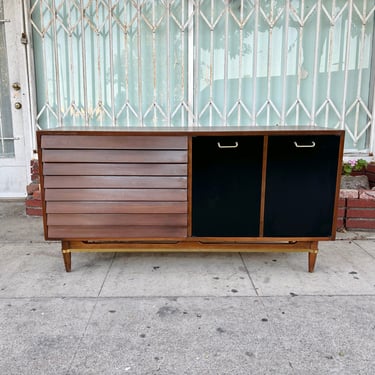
(308, 252, 317, 273)
(62, 241, 71, 272)
(308, 242, 319, 273)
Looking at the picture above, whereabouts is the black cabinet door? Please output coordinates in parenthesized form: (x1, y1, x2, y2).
(264, 135, 340, 237)
(192, 136, 263, 237)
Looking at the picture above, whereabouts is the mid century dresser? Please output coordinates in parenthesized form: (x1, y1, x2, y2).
(37, 127, 344, 272)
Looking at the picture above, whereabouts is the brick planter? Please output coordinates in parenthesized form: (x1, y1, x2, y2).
(346, 197, 375, 230)
(367, 162, 375, 189)
(338, 185, 375, 231)
(336, 198, 346, 230)
(25, 159, 43, 216)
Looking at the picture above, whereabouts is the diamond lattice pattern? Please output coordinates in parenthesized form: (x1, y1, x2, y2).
(30, 0, 375, 151)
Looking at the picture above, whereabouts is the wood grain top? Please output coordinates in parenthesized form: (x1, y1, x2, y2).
(37, 126, 345, 137)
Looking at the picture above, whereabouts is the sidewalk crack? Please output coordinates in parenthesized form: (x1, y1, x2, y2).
(65, 253, 115, 374)
(239, 252, 259, 296)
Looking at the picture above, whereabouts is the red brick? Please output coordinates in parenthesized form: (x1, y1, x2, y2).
(26, 183, 39, 195)
(336, 218, 344, 229)
(33, 190, 41, 200)
(347, 208, 375, 218)
(337, 207, 345, 217)
(340, 189, 359, 199)
(338, 198, 346, 206)
(31, 173, 40, 183)
(367, 164, 375, 188)
(30, 160, 39, 177)
(366, 163, 375, 173)
(346, 218, 375, 230)
(348, 199, 375, 208)
(26, 198, 43, 208)
(26, 207, 43, 216)
(31, 165, 39, 174)
(359, 190, 375, 200)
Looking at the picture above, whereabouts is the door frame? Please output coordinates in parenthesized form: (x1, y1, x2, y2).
(0, 0, 33, 198)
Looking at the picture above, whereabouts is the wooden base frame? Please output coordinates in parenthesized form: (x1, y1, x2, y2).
(60, 240, 319, 273)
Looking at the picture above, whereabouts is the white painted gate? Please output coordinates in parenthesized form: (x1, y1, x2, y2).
(28, 1, 375, 154)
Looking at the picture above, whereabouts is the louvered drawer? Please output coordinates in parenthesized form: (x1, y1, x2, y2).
(39, 134, 188, 240)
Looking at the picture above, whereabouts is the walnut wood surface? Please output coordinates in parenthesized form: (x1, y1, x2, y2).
(44, 188, 187, 201)
(44, 176, 187, 188)
(47, 213, 187, 226)
(46, 201, 188, 214)
(43, 163, 187, 176)
(41, 135, 188, 149)
(38, 126, 344, 136)
(43, 149, 187, 163)
(40, 134, 189, 241)
(48, 226, 187, 239)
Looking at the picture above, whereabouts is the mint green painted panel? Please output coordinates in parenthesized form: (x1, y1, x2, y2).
(30, 1, 374, 151)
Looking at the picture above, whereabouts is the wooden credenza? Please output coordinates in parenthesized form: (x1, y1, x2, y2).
(37, 127, 344, 272)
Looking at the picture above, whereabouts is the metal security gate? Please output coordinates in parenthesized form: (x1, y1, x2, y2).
(28, 0, 375, 153)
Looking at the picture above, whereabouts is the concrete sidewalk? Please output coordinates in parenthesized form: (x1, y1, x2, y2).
(1, 200, 375, 375)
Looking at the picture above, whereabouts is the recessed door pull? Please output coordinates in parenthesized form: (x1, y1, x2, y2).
(294, 141, 316, 148)
(217, 141, 238, 149)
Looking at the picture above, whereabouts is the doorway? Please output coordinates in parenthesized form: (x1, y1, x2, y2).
(0, 0, 32, 197)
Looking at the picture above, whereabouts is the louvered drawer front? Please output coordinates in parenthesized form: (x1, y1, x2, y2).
(40, 135, 188, 240)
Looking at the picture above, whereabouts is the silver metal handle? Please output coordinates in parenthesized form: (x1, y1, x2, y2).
(217, 141, 238, 149)
(294, 141, 316, 148)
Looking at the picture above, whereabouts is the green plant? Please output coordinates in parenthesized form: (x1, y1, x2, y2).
(342, 159, 368, 175)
